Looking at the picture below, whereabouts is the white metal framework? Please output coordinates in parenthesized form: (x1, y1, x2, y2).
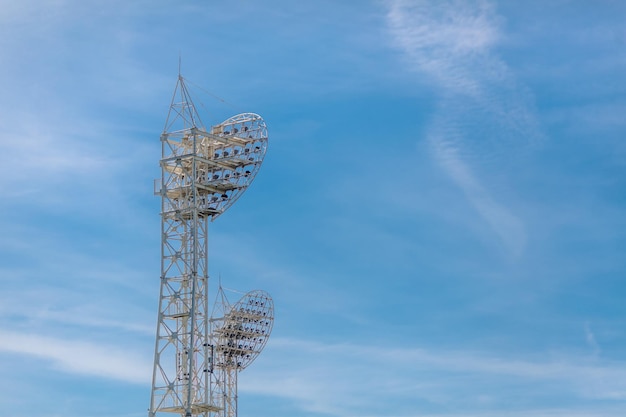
(209, 288, 274, 417)
(149, 75, 272, 417)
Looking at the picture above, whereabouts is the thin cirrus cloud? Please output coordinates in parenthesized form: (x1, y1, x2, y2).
(240, 337, 626, 416)
(429, 131, 526, 257)
(0, 284, 154, 336)
(385, 0, 542, 258)
(0, 330, 151, 384)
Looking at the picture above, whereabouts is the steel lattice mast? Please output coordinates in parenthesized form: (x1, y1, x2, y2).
(149, 75, 272, 417)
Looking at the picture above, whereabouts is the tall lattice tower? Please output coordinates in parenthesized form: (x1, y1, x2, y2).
(149, 75, 272, 417)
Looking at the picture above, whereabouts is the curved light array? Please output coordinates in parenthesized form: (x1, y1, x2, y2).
(214, 290, 274, 370)
(204, 113, 268, 218)
(160, 112, 268, 221)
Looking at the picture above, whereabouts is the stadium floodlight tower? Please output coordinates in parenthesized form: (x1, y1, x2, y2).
(149, 74, 270, 417)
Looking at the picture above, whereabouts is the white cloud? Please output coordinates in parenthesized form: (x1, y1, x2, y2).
(240, 337, 626, 416)
(386, 0, 500, 96)
(0, 285, 154, 336)
(430, 133, 526, 256)
(3, 332, 622, 416)
(0, 126, 107, 179)
(385, 0, 544, 258)
(0, 330, 151, 384)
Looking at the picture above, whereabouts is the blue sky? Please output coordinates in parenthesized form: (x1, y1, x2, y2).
(0, 0, 625, 416)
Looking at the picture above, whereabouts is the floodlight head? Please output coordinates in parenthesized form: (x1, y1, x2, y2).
(214, 290, 274, 370)
(159, 75, 269, 221)
(204, 113, 269, 219)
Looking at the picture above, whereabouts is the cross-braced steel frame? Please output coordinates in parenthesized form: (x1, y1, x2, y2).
(209, 289, 274, 417)
(148, 75, 270, 417)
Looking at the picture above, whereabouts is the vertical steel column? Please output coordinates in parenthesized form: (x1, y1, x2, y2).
(149, 78, 214, 417)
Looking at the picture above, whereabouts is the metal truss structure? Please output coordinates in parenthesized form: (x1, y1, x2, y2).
(209, 288, 274, 417)
(149, 75, 272, 417)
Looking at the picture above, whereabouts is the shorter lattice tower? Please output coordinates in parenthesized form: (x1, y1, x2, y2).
(209, 287, 274, 417)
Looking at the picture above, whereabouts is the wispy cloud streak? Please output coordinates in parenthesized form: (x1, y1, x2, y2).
(241, 337, 626, 416)
(0, 331, 151, 384)
(430, 128, 526, 256)
(386, 0, 543, 257)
